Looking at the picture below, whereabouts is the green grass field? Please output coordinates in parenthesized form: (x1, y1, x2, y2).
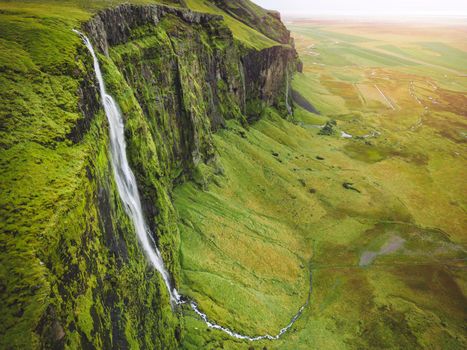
(175, 19, 467, 349)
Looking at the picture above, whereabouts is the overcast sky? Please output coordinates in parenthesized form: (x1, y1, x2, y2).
(253, 0, 467, 17)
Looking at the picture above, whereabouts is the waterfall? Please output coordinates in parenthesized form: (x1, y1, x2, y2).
(73, 30, 180, 305)
(239, 61, 247, 114)
(285, 69, 292, 115)
(74, 29, 309, 341)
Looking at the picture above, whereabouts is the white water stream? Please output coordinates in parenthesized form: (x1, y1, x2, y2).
(75, 30, 309, 341)
(239, 61, 247, 114)
(285, 70, 293, 115)
(73, 30, 180, 305)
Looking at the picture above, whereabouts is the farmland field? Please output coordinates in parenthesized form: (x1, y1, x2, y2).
(175, 18, 467, 349)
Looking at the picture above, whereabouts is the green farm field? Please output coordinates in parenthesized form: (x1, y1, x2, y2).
(175, 19, 467, 349)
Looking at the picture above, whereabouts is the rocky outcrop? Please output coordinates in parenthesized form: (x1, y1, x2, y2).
(84, 4, 223, 56)
(210, 0, 293, 44)
(243, 44, 300, 119)
(83, 3, 299, 167)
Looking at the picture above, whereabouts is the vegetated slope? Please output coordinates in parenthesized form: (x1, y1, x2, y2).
(175, 19, 462, 350)
(208, 0, 293, 44)
(0, 0, 299, 348)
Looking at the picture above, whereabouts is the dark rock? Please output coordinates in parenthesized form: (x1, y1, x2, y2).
(67, 55, 100, 143)
(318, 120, 337, 136)
(38, 3, 303, 349)
(84, 4, 223, 56)
(343, 182, 361, 193)
(211, 0, 292, 44)
(316, 156, 325, 160)
(243, 45, 300, 120)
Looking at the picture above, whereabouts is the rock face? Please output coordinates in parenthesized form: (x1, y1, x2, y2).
(6, 3, 300, 349)
(83, 3, 299, 165)
(243, 45, 300, 119)
(84, 4, 223, 56)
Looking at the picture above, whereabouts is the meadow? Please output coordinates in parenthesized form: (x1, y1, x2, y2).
(175, 18, 467, 349)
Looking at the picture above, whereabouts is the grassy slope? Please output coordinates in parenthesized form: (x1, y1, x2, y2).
(206, 0, 291, 44)
(0, 0, 286, 347)
(0, 3, 89, 346)
(0, 2, 183, 348)
(3, 0, 465, 349)
(185, 0, 277, 50)
(174, 21, 467, 349)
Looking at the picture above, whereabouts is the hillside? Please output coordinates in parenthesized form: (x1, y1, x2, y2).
(2, 1, 466, 350)
(174, 18, 467, 350)
(0, 0, 299, 348)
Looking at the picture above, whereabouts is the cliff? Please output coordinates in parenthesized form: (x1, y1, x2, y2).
(0, 1, 300, 349)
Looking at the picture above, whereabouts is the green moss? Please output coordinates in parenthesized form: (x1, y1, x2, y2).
(185, 0, 279, 50)
(75, 287, 95, 341)
(0, 1, 184, 348)
(1, 0, 299, 348)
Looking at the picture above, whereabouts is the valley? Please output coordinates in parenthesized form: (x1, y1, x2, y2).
(0, 1, 466, 349)
(175, 18, 467, 349)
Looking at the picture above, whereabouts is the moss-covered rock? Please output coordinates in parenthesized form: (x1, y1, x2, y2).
(0, 1, 299, 349)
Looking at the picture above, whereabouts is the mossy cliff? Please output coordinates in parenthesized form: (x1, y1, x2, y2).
(209, 0, 293, 45)
(0, 1, 299, 349)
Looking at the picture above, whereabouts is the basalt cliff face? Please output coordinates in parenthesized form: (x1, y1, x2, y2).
(0, 2, 299, 349)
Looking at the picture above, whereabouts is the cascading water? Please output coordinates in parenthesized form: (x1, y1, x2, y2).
(285, 69, 293, 115)
(73, 30, 180, 305)
(74, 29, 310, 341)
(239, 61, 247, 114)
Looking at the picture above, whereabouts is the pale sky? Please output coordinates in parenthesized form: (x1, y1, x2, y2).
(253, 0, 467, 17)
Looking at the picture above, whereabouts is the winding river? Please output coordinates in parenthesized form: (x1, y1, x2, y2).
(74, 29, 310, 341)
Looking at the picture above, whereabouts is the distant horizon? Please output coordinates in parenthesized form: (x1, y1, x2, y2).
(282, 12, 467, 18)
(252, 0, 467, 18)
(281, 12, 467, 23)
